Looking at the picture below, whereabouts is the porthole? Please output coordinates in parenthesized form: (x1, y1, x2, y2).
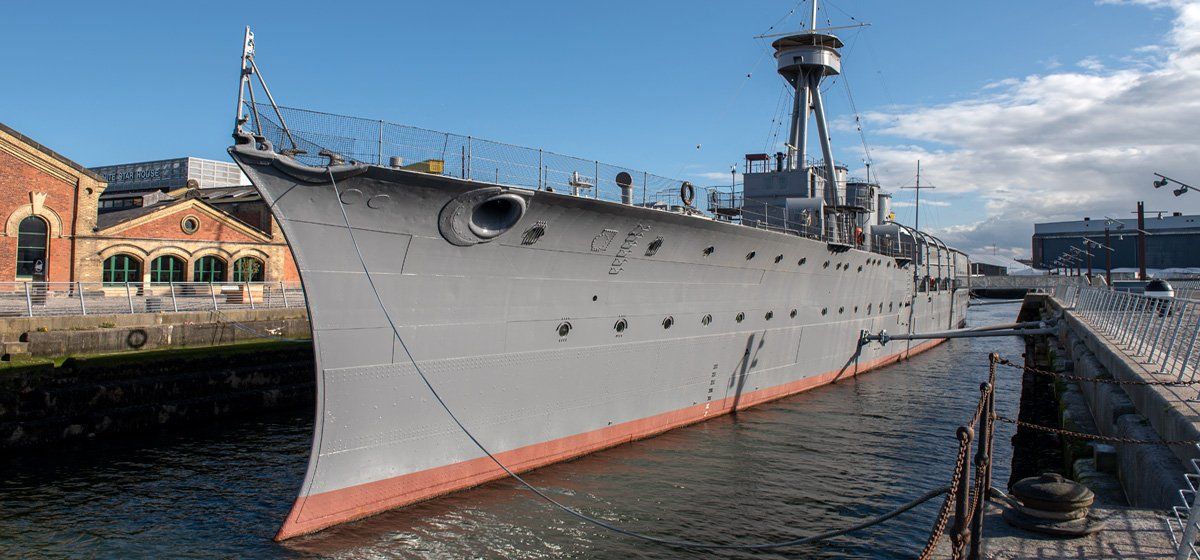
(857, 265, 863, 272)
(557, 322, 572, 337)
(735, 312, 745, 323)
(854, 306, 859, 313)
(790, 309, 797, 318)
(764, 311, 774, 320)
(614, 318, 628, 333)
(703, 246, 715, 257)
(823, 261, 830, 269)
(701, 314, 712, 326)
(592, 295, 598, 302)
(774, 254, 783, 263)
(746, 251, 756, 260)
(645, 237, 664, 257)
(798, 257, 807, 266)
(838, 306, 845, 314)
(662, 316, 675, 329)
(867, 303, 873, 314)
(821, 308, 828, 316)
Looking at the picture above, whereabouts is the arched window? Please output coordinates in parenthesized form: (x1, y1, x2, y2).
(15, 216, 48, 279)
(232, 257, 265, 282)
(102, 254, 142, 286)
(193, 255, 226, 283)
(149, 255, 185, 284)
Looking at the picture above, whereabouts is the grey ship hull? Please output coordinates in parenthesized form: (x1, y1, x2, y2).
(229, 143, 968, 540)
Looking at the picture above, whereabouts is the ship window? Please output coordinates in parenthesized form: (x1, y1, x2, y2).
(790, 309, 797, 318)
(735, 312, 745, 323)
(867, 303, 873, 314)
(662, 316, 674, 329)
(798, 257, 807, 266)
(838, 307, 845, 314)
(774, 254, 783, 263)
(703, 246, 714, 257)
(823, 261, 830, 269)
(16, 216, 48, 279)
(557, 322, 572, 337)
(102, 254, 141, 286)
(701, 314, 712, 326)
(613, 318, 627, 333)
(745, 251, 756, 260)
(857, 265, 863, 272)
(821, 307, 828, 315)
(765, 311, 773, 320)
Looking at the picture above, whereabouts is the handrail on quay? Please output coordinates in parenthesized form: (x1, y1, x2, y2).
(1052, 284, 1200, 383)
(0, 281, 305, 317)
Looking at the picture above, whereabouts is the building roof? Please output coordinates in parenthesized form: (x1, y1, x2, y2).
(95, 196, 265, 234)
(969, 253, 1038, 275)
(1034, 214, 1200, 236)
(0, 122, 106, 183)
(90, 157, 249, 194)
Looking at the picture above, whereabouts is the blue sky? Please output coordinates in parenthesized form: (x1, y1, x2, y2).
(4, 0, 1196, 256)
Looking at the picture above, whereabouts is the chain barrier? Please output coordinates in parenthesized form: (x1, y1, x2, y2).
(996, 416, 1200, 446)
(918, 439, 968, 560)
(996, 358, 1200, 387)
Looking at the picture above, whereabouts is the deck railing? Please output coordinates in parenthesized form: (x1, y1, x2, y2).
(0, 282, 304, 317)
(246, 104, 937, 263)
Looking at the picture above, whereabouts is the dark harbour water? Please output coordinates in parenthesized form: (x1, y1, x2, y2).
(0, 303, 1024, 559)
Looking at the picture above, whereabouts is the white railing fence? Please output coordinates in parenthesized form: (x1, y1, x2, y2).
(1070, 286, 1200, 382)
(0, 282, 304, 317)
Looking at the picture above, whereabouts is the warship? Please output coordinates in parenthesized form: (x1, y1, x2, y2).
(227, 8, 970, 540)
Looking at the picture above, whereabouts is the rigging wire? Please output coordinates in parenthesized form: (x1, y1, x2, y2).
(323, 167, 951, 550)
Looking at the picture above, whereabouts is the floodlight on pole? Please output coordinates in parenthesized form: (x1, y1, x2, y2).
(1153, 172, 1195, 196)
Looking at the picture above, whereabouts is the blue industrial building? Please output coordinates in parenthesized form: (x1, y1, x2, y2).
(1032, 213, 1200, 271)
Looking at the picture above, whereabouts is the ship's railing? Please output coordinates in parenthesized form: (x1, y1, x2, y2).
(0, 282, 305, 317)
(1073, 286, 1200, 382)
(246, 104, 929, 263)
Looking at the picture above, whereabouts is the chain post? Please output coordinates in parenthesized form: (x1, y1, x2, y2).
(951, 426, 975, 559)
(24, 282, 32, 317)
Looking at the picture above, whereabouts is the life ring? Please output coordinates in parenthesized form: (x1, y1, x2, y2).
(680, 182, 695, 207)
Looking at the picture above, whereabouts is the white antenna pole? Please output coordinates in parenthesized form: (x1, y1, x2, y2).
(810, 0, 819, 31)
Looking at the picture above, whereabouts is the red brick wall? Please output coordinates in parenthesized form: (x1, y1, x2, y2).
(0, 149, 78, 282)
(113, 206, 264, 244)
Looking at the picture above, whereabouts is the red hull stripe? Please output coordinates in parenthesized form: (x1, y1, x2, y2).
(276, 338, 944, 540)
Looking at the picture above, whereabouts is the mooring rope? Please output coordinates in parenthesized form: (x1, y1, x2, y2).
(323, 168, 948, 550)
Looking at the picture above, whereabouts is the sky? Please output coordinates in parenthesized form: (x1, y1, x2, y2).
(4, 0, 1198, 259)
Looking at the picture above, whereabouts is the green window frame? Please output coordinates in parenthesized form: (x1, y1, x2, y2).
(232, 257, 265, 282)
(102, 254, 142, 286)
(150, 255, 185, 284)
(16, 216, 48, 279)
(192, 256, 226, 283)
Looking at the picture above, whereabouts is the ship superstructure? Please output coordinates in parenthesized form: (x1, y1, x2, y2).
(227, 11, 970, 540)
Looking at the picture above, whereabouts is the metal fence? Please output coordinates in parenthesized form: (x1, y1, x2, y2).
(1067, 286, 1200, 382)
(1172, 444, 1200, 559)
(246, 104, 929, 262)
(0, 282, 305, 317)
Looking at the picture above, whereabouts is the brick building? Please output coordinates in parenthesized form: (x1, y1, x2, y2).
(0, 122, 298, 286)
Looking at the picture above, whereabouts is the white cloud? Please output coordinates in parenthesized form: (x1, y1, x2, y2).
(863, 0, 1200, 259)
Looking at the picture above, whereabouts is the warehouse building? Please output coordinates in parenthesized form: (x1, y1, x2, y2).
(1032, 214, 1200, 271)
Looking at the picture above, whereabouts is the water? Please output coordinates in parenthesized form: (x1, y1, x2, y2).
(0, 303, 1024, 559)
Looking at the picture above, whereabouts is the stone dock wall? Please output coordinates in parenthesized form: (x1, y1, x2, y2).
(1017, 294, 1194, 509)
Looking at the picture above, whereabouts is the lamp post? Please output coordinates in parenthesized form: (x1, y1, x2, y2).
(1105, 227, 1112, 286)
